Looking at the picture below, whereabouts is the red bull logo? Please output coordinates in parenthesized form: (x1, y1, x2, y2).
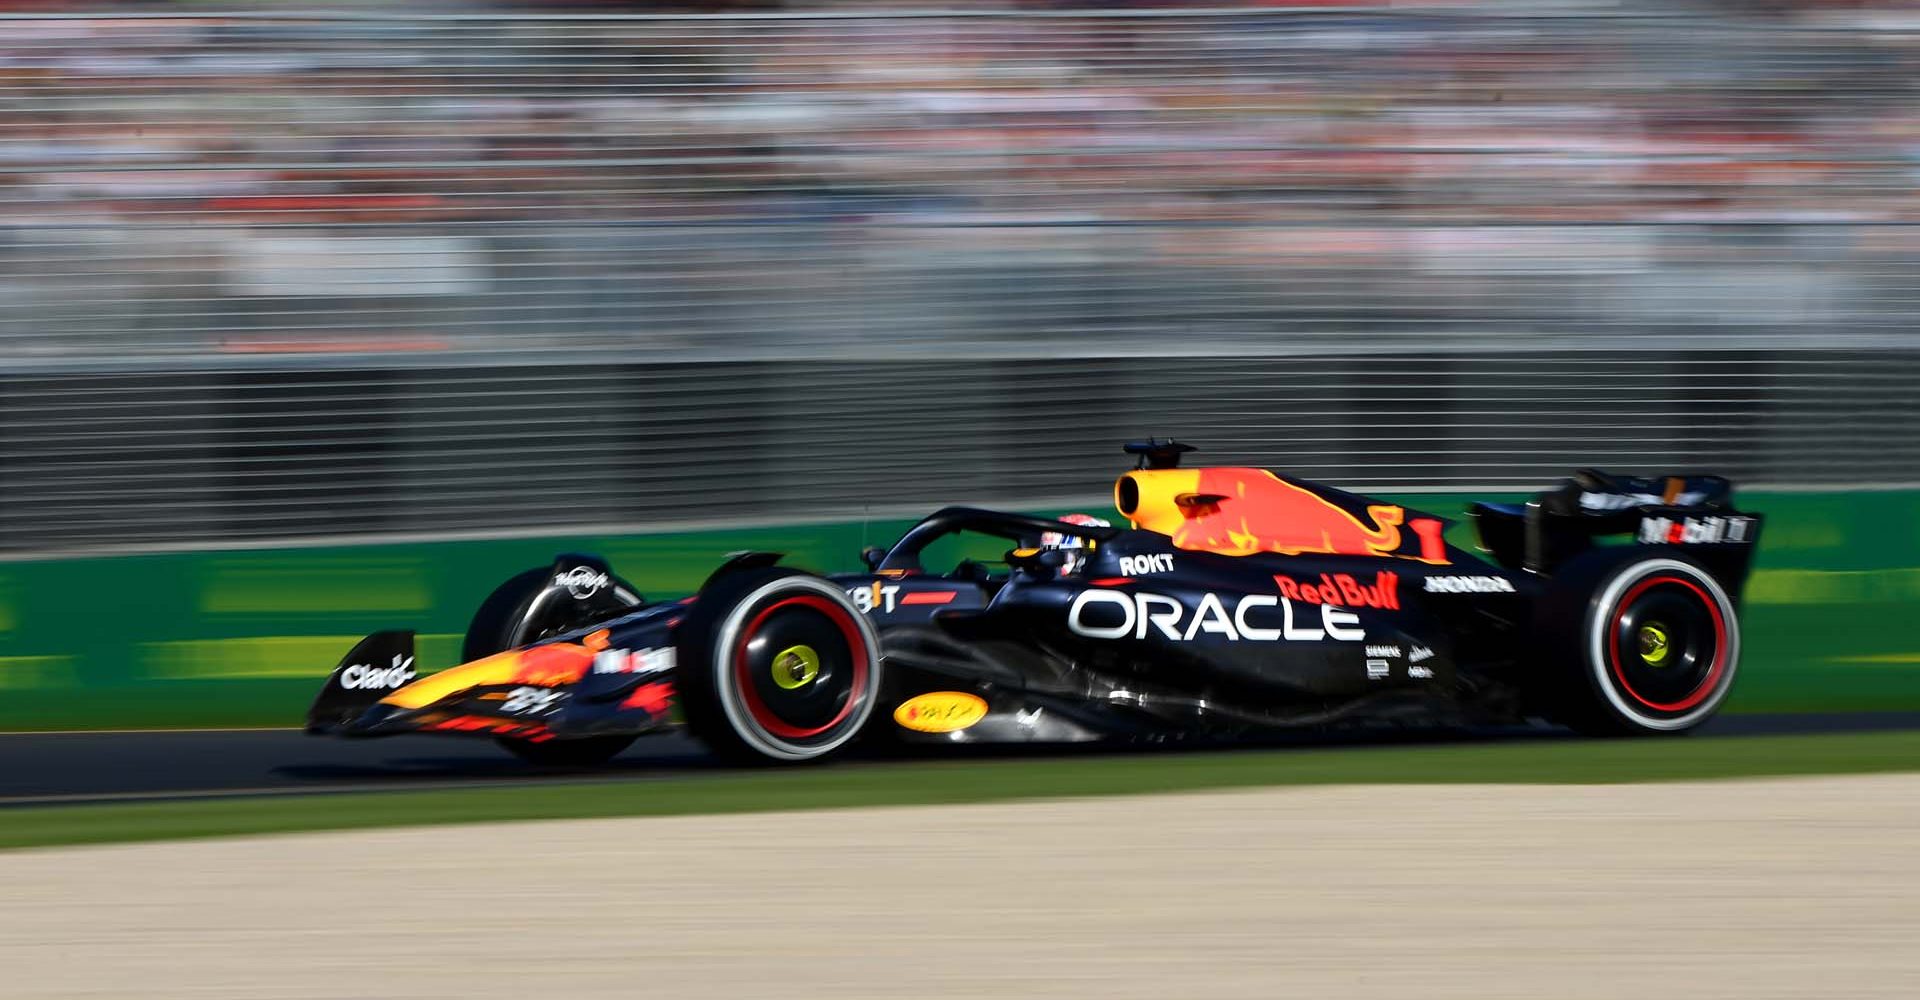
(1275, 571, 1400, 610)
(1118, 467, 1448, 564)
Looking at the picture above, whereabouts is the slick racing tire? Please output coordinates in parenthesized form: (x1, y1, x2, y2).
(465, 563, 643, 767)
(676, 568, 883, 764)
(463, 565, 643, 661)
(1541, 552, 1740, 736)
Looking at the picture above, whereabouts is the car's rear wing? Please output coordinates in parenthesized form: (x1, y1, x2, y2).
(1470, 470, 1762, 590)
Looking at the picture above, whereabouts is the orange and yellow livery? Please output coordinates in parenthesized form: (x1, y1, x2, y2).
(379, 642, 597, 711)
(1116, 466, 1447, 563)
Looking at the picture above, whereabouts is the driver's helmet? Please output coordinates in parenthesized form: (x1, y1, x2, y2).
(1040, 513, 1110, 576)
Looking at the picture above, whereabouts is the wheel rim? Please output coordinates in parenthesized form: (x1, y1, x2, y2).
(727, 590, 872, 748)
(1606, 574, 1729, 716)
(1637, 622, 1671, 667)
(770, 644, 822, 690)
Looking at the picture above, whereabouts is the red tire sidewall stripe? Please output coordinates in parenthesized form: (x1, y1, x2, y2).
(731, 594, 870, 741)
(1605, 573, 1729, 714)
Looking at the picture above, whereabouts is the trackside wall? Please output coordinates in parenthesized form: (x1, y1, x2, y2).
(0, 491, 1908, 731)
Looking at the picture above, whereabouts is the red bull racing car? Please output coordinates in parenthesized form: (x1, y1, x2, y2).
(307, 442, 1762, 765)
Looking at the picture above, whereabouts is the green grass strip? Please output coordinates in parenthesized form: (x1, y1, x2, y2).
(6, 729, 1920, 852)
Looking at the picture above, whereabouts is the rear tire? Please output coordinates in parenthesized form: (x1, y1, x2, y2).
(464, 563, 643, 766)
(1541, 553, 1740, 735)
(676, 568, 882, 764)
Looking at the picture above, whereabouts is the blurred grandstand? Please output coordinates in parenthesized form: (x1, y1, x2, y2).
(0, 1, 1916, 552)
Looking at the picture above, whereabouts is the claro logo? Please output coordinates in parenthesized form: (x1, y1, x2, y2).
(339, 655, 416, 690)
(1068, 591, 1364, 643)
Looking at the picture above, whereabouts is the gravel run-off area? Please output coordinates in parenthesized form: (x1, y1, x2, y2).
(3, 773, 1918, 999)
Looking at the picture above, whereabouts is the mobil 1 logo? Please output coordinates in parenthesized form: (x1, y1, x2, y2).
(1638, 515, 1755, 545)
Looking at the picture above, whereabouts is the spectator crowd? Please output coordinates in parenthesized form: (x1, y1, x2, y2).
(0, 0, 1915, 355)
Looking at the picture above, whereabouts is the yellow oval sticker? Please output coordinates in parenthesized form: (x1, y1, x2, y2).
(893, 692, 989, 734)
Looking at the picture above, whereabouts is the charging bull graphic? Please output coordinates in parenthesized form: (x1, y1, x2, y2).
(1117, 467, 1448, 563)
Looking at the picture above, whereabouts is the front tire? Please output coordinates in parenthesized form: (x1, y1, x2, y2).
(1545, 553, 1740, 735)
(676, 569, 882, 764)
(463, 565, 642, 662)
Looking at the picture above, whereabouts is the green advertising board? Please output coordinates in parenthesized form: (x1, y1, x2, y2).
(0, 491, 1913, 731)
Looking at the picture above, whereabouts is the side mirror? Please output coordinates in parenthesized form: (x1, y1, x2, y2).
(860, 546, 887, 571)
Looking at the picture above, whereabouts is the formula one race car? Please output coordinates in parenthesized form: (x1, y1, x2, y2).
(307, 442, 1763, 765)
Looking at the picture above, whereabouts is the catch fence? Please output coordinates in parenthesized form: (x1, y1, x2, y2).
(2, 6, 1916, 552)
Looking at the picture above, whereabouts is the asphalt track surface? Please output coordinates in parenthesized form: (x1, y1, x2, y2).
(5, 710, 1920, 808)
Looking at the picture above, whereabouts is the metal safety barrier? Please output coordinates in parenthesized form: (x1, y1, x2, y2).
(0, 5, 1916, 554)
